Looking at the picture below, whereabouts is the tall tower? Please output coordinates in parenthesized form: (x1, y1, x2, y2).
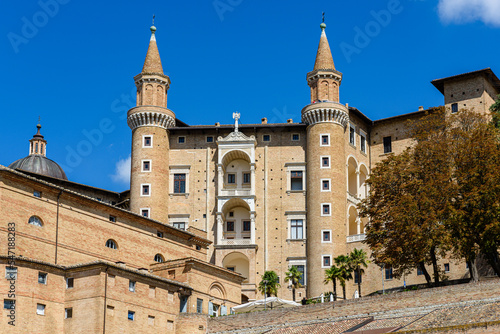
(127, 24, 175, 223)
(302, 22, 349, 298)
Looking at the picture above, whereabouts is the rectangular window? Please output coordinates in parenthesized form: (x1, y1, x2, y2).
(291, 171, 303, 191)
(227, 173, 236, 184)
(173, 222, 186, 230)
(37, 304, 45, 315)
(65, 308, 73, 319)
(322, 230, 331, 242)
(295, 265, 305, 285)
(321, 179, 330, 191)
(197, 298, 203, 314)
(4, 299, 15, 310)
(321, 134, 330, 146)
(38, 272, 47, 284)
(360, 133, 366, 153)
(148, 315, 155, 326)
(143, 136, 152, 147)
(142, 184, 150, 196)
(6, 267, 17, 280)
(385, 266, 393, 280)
(444, 263, 450, 272)
(229, 211, 234, 217)
(206, 136, 214, 143)
(349, 125, 355, 146)
(263, 135, 270, 142)
(33, 190, 42, 198)
(141, 208, 150, 218)
(451, 103, 458, 113)
(128, 310, 135, 321)
(321, 156, 330, 168)
(322, 256, 331, 268)
(174, 174, 186, 193)
(243, 173, 251, 184)
(66, 277, 74, 289)
(322, 204, 331, 216)
(178, 136, 185, 144)
(292, 134, 300, 141)
(142, 160, 151, 172)
(417, 266, 423, 276)
(290, 219, 304, 239)
(109, 215, 116, 222)
(226, 221, 235, 232)
(383, 136, 392, 154)
(129, 280, 136, 292)
(243, 220, 251, 231)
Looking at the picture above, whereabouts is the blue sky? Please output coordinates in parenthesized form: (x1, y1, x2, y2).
(1, 0, 499, 192)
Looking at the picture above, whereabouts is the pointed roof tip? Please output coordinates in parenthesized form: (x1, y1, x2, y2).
(313, 22, 335, 71)
(142, 25, 164, 74)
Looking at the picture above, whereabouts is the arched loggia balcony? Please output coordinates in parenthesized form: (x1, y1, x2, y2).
(216, 198, 256, 246)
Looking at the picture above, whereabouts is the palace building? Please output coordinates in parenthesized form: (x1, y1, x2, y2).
(1, 21, 499, 333)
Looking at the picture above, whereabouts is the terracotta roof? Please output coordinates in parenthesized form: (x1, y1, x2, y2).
(431, 68, 500, 94)
(313, 24, 335, 71)
(141, 26, 164, 74)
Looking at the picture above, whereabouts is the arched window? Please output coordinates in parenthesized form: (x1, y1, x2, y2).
(154, 254, 164, 263)
(28, 216, 43, 227)
(105, 239, 117, 250)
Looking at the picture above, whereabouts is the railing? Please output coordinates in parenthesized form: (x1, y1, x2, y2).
(347, 192, 360, 204)
(346, 233, 366, 243)
(218, 238, 252, 246)
(220, 188, 253, 197)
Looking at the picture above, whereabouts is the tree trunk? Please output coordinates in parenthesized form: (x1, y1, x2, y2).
(333, 281, 337, 301)
(485, 250, 500, 277)
(430, 246, 440, 286)
(418, 261, 432, 287)
(467, 257, 479, 282)
(357, 268, 362, 297)
(342, 284, 346, 300)
(292, 287, 296, 302)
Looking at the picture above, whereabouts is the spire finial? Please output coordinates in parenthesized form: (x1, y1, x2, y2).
(37, 116, 41, 131)
(233, 112, 241, 133)
(150, 15, 157, 34)
(320, 12, 326, 30)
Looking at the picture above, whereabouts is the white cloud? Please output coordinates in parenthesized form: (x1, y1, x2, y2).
(438, 0, 500, 26)
(111, 155, 131, 184)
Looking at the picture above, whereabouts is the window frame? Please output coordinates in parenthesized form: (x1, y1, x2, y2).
(288, 260, 306, 286)
(242, 220, 251, 232)
(142, 159, 152, 172)
(322, 255, 332, 268)
(242, 172, 251, 185)
(38, 272, 48, 285)
(196, 298, 203, 314)
(206, 136, 214, 143)
(385, 266, 393, 280)
(4, 299, 15, 310)
(320, 134, 330, 147)
(129, 280, 136, 292)
(321, 178, 331, 192)
(262, 134, 271, 142)
(321, 229, 332, 243)
(320, 156, 331, 169)
(141, 184, 151, 197)
(290, 219, 304, 240)
(65, 307, 73, 319)
(349, 124, 356, 146)
(291, 133, 300, 141)
(142, 135, 153, 148)
(66, 277, 74, 289)
(227, 173, 236, 184)
(5, 266, 17, 280)
(28, 216, 43, 227)
(178, 136, 186, 144)
(360, 130, 367, 153)
(33, 190, 42, 198)
(321, 203, 331, 216)
(290, 171, 304, 191)
(141, 208, 150, 218)
(105, 239, 118, 250)
(173, 173, 186, 194)
(383, 136, 392, 154)
(36, 303, 46, 316)
(451, 103, 458, 113)
(154, 254, 164, 263)
(128, 310, 135, 321)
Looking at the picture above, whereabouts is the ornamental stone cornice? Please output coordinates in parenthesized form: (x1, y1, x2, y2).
(301, 101, 349, 127)
(127, 106, 176, 130)
(134, 73, 171, 87)
(217, 131, 256, 144)
(307, 68, 343, 84)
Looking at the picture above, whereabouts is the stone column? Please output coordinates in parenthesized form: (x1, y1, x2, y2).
(250, 212, 256, 244)
(217, 214, 223, 245)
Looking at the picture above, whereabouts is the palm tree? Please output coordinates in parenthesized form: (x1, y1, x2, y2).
(349, 248, 370, 297)
(334, 254, 353, 300)
(284, 266, 303, 301)
(324, 265, 342, 301)
(258, 271, 281, 297)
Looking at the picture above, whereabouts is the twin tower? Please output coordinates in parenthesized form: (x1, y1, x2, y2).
(127, 22, 349, 297)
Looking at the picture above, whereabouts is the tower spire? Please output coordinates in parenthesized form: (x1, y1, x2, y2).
(313, 19, 335, 71)
(142, 21, 164, 74)
(29, 120, 47, 156)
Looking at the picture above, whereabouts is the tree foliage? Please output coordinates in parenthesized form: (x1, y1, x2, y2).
(334, 255, 353, 300)
(490, 94, 500, 129)
(284, 266, 302, 301)
(349, 248, 370, 296)
(258, 271, 280, 297)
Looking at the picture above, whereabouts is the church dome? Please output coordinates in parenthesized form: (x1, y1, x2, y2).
(9, 122, 68, 180)
(9, 155, 67, 180)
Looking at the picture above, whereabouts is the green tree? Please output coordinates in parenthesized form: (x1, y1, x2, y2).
(323, 266, 342, 301)
(490, 94, 500, 129)
(258, 271, 280, 297)
(349, 248, 370, 297)
(284, 266, 302, 301)
(334, 255, 353, 300)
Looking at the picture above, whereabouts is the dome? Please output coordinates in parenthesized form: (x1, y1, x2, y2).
(9, 154, 68, 180)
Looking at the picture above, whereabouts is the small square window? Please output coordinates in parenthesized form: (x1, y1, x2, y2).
(292, 134, 300, 141)
(141, 209, 150, 218)
(37, 303, 45, 315)
(142, 160, 151, 172)
(157, 231, 163, 238)
(322, 256, 331, 268)
(321, 156, 330, 168)
(129, 280, 136, 292)
(178, 136, 185, 144)
(196, 245, 201, 250)
(444, 263, 450, 272)
(451, 103, 458, 113)
(229, 212, 234, 217)
(321, 134, 330, 146)
(322, 204, 331, 216)
(66, 277, 74, 289)
(263, 135, 270, 142)
(227, 174, 236, 184)
(206, 136, 214, 143)
(109, 215, 116, 222)
(65, 308, 73, 319)
(203, 214, 207, 218)
(5, 267, 17, 280)
(128, 310, 135, 321)
(322, 231, 331, 242)
(243, 173, 251, 184)
(33, 191, 42, 198)
(143, 136, 152, 147)
(142, 184, 150, 196)
(322, 179, 330, 191)
(4, 299, 15, 310)
(38, 272, 47, 284)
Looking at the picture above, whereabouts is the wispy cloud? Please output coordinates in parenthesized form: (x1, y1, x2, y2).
(111, 155, 131, 184)
(438, 0, 500, 26)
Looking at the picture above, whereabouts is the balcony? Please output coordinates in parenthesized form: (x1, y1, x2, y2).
(347, 233, 366, 243)
(218, 238, 252, 246)
(347, 192, 360, 205)
(219, 188, 253, 197)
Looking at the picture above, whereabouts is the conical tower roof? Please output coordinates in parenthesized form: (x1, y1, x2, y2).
(142, 25, 164, 74)
(313, 23, 335, 71)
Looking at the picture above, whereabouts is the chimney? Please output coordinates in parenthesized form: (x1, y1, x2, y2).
(215, 122, 220, 127)
(261, 118, 267, 124)
(419, 106, 424, 111)
(287, 119, 293, 123)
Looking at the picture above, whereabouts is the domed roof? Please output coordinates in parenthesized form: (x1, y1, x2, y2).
(9, 154, 67, 180)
